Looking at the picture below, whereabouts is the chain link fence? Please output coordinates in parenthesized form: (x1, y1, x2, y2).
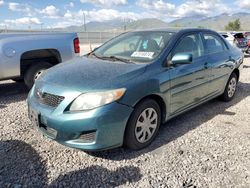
(78, 31, 123, 44)
(0, 29, 124, 44)
(0, 29, 126, 54)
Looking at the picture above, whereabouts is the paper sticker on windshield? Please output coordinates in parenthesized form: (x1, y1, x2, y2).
(131, 51, 154, 59)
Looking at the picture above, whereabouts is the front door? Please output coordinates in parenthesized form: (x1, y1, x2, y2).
(169, 33, 209, 114)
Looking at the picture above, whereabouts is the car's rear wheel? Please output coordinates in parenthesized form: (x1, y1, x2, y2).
(124, 99, 161, 150)
(24, 62, 52, 89)
(220, 72, 238, 102)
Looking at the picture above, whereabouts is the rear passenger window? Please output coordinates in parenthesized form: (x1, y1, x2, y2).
(204, 34, 227, 54)
(172, 34, 204, 59)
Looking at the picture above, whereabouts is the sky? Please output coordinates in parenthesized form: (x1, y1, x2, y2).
(0, 0, 250, 29)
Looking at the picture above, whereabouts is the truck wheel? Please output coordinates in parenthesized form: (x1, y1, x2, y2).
(12, 78, 24, 83)
(220, 73, 238, 102)
(24, 62, 52, 89)
(124, 99, 161, 150)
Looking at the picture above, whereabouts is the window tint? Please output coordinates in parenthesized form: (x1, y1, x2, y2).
(173, 34, 204, 59)
(204, 34, 226, 54)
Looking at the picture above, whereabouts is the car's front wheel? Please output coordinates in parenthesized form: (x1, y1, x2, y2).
(124, 99, 161, 150)
(220, 72, 238, 102)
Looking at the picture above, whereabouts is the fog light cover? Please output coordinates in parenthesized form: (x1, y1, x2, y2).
(70, 131, 96, 144)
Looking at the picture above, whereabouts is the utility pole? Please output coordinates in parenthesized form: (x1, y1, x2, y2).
(123, 17, 126, 31)
(83, 12, 86, 32)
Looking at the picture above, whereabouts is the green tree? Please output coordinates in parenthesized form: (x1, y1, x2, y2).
(225, 19, 241, 31)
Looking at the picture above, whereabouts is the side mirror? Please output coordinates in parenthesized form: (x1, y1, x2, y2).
(171, 53, 193, 65)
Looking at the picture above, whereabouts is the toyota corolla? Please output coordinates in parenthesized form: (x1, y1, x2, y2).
(27, 29, 243, 151)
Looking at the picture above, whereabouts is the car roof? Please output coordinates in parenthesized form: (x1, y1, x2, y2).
(130, 28, 217, 34)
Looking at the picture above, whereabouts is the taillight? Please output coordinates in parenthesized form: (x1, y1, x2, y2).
(74, 37, 80, 53)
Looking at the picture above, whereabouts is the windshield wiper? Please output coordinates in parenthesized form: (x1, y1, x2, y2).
(85, 52, 105, 60)
(85, 51, 96, 57)
(101, 55, 135, 64)
(86, 52, 135, 64)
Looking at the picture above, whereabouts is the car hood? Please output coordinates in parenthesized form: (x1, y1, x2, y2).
(38, 56, 147, 92)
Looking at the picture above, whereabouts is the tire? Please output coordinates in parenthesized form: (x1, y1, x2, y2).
(12, 78, 24, 83)
(24, 62, 52, 89)
(124, 99, 161, 150)
(220, 72, 238, 102)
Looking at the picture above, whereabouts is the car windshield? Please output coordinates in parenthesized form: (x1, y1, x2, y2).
(92, 31, 175, 63)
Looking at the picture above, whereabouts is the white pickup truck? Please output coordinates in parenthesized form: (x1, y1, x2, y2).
(0, 32, 80, 88)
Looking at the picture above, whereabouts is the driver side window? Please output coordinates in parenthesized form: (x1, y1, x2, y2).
(172, 34, 204, 59)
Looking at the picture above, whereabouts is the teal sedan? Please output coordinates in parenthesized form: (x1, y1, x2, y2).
(27, 29, 244, 151)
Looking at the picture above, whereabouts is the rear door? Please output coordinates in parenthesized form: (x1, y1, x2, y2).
(202, 33, 232, 95)
(169, 33, 210, 114)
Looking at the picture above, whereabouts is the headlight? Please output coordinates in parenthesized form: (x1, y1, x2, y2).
(69, 88, 126, 111)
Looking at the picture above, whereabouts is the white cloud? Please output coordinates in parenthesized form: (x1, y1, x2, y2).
(65, 2, 74, 9)
(52, 8, 140, 28)
(175, 0, 231, 18)
(236, 0, 250, 9)
(3, 0, 242, 29)
(8, 2, 32, 15)
(86, 9, 139, 22)
(64, 10, 74, 19)
(137, 0, 175, 12)
(5, 17, 42, 25)
(69, 2, 74, 8)
(8, 3, 62, 18)
(137, 0, 231, 18)
(40, 5, 60, 18)
(80, 0, 127, 7)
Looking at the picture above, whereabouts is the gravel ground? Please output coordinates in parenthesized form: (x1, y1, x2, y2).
(0, 58, 250, 188)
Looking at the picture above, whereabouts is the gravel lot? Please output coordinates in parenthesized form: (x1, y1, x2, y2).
(0, 57, 250, 188)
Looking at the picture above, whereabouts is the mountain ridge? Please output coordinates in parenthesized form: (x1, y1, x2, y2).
(56, 12, 250, 32)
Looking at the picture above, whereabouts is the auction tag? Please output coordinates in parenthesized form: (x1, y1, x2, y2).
(131, 51, 154, 59)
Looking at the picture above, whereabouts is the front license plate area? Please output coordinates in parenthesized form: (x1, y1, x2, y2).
(28, 106, 39, 127)
(28, 105, 57, 139)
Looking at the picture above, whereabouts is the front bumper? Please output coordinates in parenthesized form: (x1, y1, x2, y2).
(27, 87, 133, 151)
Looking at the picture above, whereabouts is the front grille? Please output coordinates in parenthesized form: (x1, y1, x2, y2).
(35, 90, 64, 108)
